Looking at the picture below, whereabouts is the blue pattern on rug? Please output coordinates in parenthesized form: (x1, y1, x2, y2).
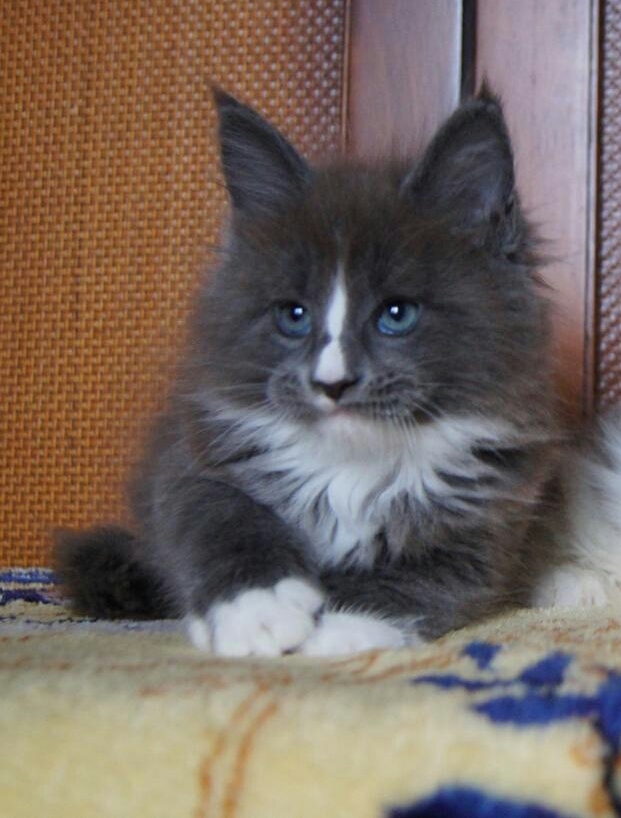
(461, 641, 502, 670)
(0, 569, 56, 584)
(0, 588, 57, 605)
(518, 653, 571, 687)
(473, 691, 596, 725)
(412, 651, 572, 700)
(0, 569, 58, 607)
(411, 644, 621, 813)
(386, 786, 577, 818)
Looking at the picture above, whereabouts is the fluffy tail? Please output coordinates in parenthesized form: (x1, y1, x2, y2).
(54, 526, 177, 619)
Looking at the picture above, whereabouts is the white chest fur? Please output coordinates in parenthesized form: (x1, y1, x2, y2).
(223, 408, 513, 568)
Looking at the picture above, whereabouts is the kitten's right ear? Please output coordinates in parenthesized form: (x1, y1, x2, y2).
(213, 87, 311, 217)
(404, 87, 517, 243)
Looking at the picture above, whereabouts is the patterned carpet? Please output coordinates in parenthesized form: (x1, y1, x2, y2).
(2, 569, 621, 817)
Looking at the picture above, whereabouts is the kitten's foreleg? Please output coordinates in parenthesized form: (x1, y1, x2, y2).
(306, 550, 504, 656)
(156, 479, 324, 656)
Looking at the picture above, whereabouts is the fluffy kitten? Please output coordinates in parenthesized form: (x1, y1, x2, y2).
(55, 87, 618, 657)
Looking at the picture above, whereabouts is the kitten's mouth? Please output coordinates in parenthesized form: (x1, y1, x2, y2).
(317, 401, 385, 425)
(316, 399, 426, 426)
(314, 396, 359, 418)
(307, 390, 419, 424)
(324, 405, 356, 419)
(310, 395, 360, 425)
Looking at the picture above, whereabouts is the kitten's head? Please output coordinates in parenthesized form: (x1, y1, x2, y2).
(188, 87, 551, 434)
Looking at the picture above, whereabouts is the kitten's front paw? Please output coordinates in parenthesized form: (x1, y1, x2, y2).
(532, 564, 614, 608)
(301, 611, 421, 656)
(186, 578, 324, 656)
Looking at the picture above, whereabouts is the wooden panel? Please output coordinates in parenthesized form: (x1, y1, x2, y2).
(345, 0, 463, 157)
(476, 0, 600, 422)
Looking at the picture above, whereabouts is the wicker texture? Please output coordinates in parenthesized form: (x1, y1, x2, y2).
(598, 0, 621, 410)
(1, 0, 346, 566)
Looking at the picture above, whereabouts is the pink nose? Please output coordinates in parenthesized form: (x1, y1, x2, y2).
(311, 377, 359, 402)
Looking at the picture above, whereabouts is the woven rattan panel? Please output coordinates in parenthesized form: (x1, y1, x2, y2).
(1, 0, 346, 566)
(598, 0, 621, 409)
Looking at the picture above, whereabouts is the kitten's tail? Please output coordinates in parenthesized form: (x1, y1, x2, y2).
(54, 526, 177, 619)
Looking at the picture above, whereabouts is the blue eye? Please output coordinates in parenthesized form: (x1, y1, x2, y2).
(274, 302, 312, 338)
(376, 301, 421, 336)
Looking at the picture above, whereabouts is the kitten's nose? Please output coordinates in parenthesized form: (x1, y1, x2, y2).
(312, 377, 359, 403)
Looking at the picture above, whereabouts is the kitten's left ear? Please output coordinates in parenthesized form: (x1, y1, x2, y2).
(405, 86, 517, 241)
(213, 87, 311, 218)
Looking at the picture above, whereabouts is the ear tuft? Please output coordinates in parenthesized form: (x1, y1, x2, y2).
(212, 87, 310, 217)
(475, 77, 502, 108)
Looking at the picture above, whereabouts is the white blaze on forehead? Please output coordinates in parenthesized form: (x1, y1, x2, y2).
(313, 267, 348, 384)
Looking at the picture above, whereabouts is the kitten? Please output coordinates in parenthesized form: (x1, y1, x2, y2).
(55, 86, 618, 657)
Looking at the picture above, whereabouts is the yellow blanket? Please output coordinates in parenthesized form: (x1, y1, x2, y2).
(1, 570, 621, 818)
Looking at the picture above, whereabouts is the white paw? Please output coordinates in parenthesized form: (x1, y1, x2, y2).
(532, 564, 613, 608)
(186, 578, 325, 656)
(301, 611, 421, 656)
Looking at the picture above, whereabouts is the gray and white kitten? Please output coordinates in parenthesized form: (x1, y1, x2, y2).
(56, 87, 621, 656)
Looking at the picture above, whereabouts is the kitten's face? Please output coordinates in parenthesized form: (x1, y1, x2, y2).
(193, 90, 549, 432)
